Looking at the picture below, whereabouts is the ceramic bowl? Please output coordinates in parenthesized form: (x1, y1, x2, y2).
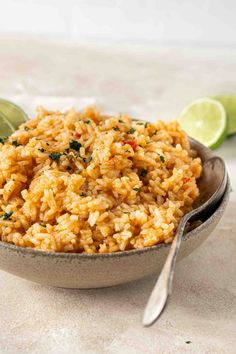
(0, 139, 230, 288)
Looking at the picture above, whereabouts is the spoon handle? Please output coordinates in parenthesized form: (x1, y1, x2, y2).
(142, 214, 189, 327)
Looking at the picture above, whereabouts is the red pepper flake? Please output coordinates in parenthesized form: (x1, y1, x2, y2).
(183, 177, 191, 183)
(123, 140, 137, 150)
(75, 132, 81, 139)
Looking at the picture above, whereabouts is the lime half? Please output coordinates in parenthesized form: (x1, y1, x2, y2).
(0, 112, 15, 138)
(0, 98, 28, 129)
(178, 97, 227, 149)
(214, 95, 236, 135)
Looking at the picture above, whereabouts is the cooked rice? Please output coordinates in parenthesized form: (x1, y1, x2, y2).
(0, 106, 202, 253)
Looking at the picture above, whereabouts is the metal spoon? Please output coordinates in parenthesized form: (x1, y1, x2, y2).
(143, 156, 227, 327)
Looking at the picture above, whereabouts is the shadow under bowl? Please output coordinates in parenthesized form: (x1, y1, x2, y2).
(0, 139, 231, 288)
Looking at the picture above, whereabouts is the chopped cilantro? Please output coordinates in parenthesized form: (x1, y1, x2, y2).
(144, 122, 148, 128)
(65, 148, 70, 153)
(70, 140, 82, 151)
(84, 156, 92, 163)
(124, 211, 130, 214)
(46, 143, 49, 146)
(39, 222, 46, 228)
(113, 127, 120, 131)
(137, 122, 144, 125)
(140, 168, 148, 177)
(129, 127, 135, 134)
(133, 187, 141, 192)
(24, 127, 29, 131)
(80, 192, 86, 197)
(0, 211, 13, 220)
(49, 152, 62, 162)
(157, 153, 165, 163)
(0, 137, 8, 144)
(85, 120, 90, 124)
(185, 341, 192, 344)
(118, 119, 124, 123)
(12, 140, 21, 147)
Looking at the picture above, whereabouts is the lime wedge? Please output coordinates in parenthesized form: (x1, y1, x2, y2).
(0, 112, 15, 138)
(0, 98, 28, 129)
(178, 97, 227, 149)
(214, 95, 236, 135)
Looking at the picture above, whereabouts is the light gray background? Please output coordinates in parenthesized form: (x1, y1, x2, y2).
(0, 0, 236, 45)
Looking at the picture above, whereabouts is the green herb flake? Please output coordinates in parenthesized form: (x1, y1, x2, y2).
(24, 127, 30, 131)
(133, 187, 141, 192)
(137, 122, 144, 125)
(140, 169, 148, 177)
(144, 122, 148, 128)
(185, 341, 192, 344)
(157, 153, 165, 163)
(0, 137, 8, 145)
(69, 140, 82, 151)
(113, 127, 120, 131)
(118, 119, 124, 123)
(84, 156, 92, 163)
(46, 143, 50, 146)
(38, 148, 45, 153)
(0, 211, 13, 220)
(129, 127, 135, 134)
(80, 192, 86, 197)
(49, 152, 62, 162)
(12, 140, 21, 147)
(85, 120, 90, 124)
(39, 222, 47, 228)
(124, 211, 130, 214)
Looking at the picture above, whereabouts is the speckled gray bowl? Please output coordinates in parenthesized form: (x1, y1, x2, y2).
(0, 139, 230, 288)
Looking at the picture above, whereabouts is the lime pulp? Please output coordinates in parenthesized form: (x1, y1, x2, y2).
(214, 95, 236, 135)
(0, 111, 15, 138)
(178, 97, 227, 149)
(0, 98, 28, 129)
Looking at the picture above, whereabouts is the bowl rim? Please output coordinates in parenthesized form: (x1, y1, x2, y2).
(0, 175, 230, 259)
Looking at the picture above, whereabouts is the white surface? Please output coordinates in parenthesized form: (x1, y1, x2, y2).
(0, 37, 236, 353)
(0, 0, 236, 45)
